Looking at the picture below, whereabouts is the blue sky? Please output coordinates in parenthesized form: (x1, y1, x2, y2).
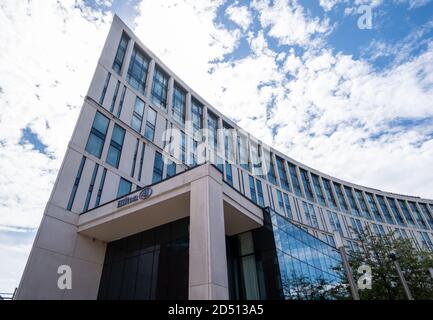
(1, 0, 433, 294)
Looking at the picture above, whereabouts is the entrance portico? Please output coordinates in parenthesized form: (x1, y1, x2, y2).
(78, 164, 263, 300)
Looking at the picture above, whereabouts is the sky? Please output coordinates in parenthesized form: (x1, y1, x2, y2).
(0, 0, 433, 294)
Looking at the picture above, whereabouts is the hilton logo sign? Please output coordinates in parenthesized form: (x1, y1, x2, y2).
(117, 187, 153, 208)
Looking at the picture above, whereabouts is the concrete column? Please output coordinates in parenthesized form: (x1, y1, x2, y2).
(166, 77, 174, 117)
(188, 167, 229, 300)
(144, 59, 155, 98)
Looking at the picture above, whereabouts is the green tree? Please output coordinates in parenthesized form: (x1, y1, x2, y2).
(340, 229, 433, 300)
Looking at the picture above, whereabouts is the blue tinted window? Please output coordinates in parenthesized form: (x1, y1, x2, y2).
(106, 125, 125, 168)
(151, 66, 168, 108)
(166, 160, 176, 178)
(86, 112, 109, 158)
(131, 98, 145, 133)
(144, 107, 157, 141)
(226, 162, 233, 185)
(117, 178, 132, 198)
(276, 157, 290, 191)
(322, 178, 337, 209)
(312, 174, 326, 206)
(152, 151, 164, 184)
(113, 33, 129, 74)
(288, 163, 302, 197)
(283, 193, 293, 219)
(256, 179, 265, 207)
(127, 47, 149, 93)
(300, 169, 314, 202)
(249, 175, 257, 204)
(172, 84, 186, 124)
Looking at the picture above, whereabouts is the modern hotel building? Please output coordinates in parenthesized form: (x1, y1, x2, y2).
(16, 15, 433, 300)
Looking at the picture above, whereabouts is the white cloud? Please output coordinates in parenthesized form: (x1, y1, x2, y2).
(252, 0, 331, 47)
(225, 2, 252, 31)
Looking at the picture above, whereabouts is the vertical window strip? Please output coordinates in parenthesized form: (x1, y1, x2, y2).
(85, 111, 110, 159)
(83, 163, 99, 212)
(398, 200, 416, 227)
(249, 175, 257, 204)
(276, 157, 290, 191)
(333, 183, 349, 212)
(419, 203, 433, 229)
(116, 86, 127, 118)
(300, 169, 315, 202)
(144, 107, 157, 142)
(366, 193, 384, 222)
(112, 33, 129, 74)
(288, 163, 302, 197)
(276, 190, 285, 215)
(152, 151, 164, 184)
(344, 186, 360, 216)
(256, 179, 265, 207)
(322, 178, 337, 209)
(67, 156, 86, 211)
(355, 190, 372, 220)
(172, 84, 186, 124)
(127, 46, 149, 93)
(311, 174, 326, 206)
(151, 66, 168, 109)
(99, 72, 111, 105)
(377, 195, 395, 225)
(131, 97, 145, 133)
(110, 81, 120, 113)
(106, 124, 125, 168)
(131, 138, 139, 178)
(387, 198, 406, 226)
(409, 202, 428, 229)
(138, 143, 145, 182)
(95, 168, 107, 208)
(283, 193, 293, 219)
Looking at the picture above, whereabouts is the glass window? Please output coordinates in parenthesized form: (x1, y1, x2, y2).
(152, 151, 164, 184)
(144, 107, 157, 142)
(67, 156, 86, 211)
(311, 174, 326, 206)
(328, 211, 343, 234)
(398, 200, 416, 227)
(191, 98, 203, 137)
(127, 46, 149, 93)
(276, 190, 285, 215)
(355, 190, 372, 220)
(420, 232, 433, 251)
(387, 198, 406, 226)
(288, 163, 302, 197)
(226, 162, 233, 185)
(276, 157, 290, 191)
(106, 124, 125, 168)
(172, 84, 186, 124)
(266, 154, 277, 186)
(166, 160, 176, 178)
(283, 193, 293, 219)
(344, 186, 360, 216)
(86, 111, 109, 158)
(419, 203, 433, 229)
(83, 163, 99, 212)
(300, 169, 314, 202)
(99, 72, 111, 105)
(110, 81, 120, 113)
(409, 202, 428, 229)
(322, 178, 337, 209)
(151, 66, 168, 109)
(138, 143, 145, 182)
(131, 97, 145, 133)
(116, 86, 127, 118)
(376, 195, 395, 225)
(207, 112, 218, 150)
(365, 193, 383, 222)
(249, 175, 257, 204)
(237, 134, 249, 170)
(350, 218, 363, 238)
(333, 182, 349, 212)
(117, 178, 132, 198)
(256, 179, 265, 207)
(303, 202, 319, 228)
(112, 32, 130, 74)
(95, 168, 107, 207)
